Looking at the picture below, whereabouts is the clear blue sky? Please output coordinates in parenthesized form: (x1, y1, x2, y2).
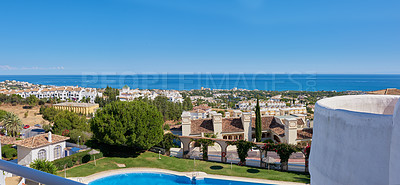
(0, 0, 399, 75)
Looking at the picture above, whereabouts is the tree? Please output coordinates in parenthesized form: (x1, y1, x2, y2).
(52, 110, 89, 135)
(27, 95, 39, 106)
(227, 140, 255, 165)
(40, 106, 59, 122)
(95, 86, 120, 107)
(297, 141, 312, 172)
(69, 129, 91, 145)
(182, 97, 193, 111)
(2, 144, 17, 159)
(30, 159, 58, 174)
(157, 133, 179, 156)
(103, 86, 120, 102)
(255, 98, 262, 142)
(90, 101, 164, 150)
(196, 133, 217, 161)
(146, 96, 183, 121)
(273, 143, 298, 171)
(1, 112, 22, 137)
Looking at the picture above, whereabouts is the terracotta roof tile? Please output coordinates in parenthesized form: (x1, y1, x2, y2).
(251, 116, 282, 131)
(0, 136, 17, 145)
(222, 118, 243, 133)
(14, 133, 69, 149)
(190, 119, 214, 135)
(367, 88, 400, 95)
(297, 128, 313, 140)
(190, 116, 286, 137)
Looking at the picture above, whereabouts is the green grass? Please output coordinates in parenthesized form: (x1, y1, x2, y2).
(58, 152, 310, 183)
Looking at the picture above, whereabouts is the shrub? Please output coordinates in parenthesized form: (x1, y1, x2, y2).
(227, 140, 255, 165)
(30, 159, 58, 174)
(53, 149, 103, 170)
(90, 101, 163, 150)
(2, 145, 17, 159)
(69, 129, 91, 145)
(163, 124, 170, 131)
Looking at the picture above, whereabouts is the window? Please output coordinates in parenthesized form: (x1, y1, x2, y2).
(54, 145, 62, 159)
(38, 149, 46, 160)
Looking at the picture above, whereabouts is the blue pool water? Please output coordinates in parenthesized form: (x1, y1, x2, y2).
(88, 173, 275, 185)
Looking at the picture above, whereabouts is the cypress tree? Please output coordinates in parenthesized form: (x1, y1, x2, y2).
(255, 98, 262, 142)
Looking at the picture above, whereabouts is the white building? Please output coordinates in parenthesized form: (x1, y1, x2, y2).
(181, 110, 312, 144)
(118, 85, 183, 103)
(310, 95, 400, 185)
(15, 132, 69, 166)
(0, 86, 102, 103)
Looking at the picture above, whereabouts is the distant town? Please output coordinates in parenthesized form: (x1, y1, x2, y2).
(0, 80, 361, 118)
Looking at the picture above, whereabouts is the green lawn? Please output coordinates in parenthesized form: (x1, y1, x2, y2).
(58, 152, 309, 183)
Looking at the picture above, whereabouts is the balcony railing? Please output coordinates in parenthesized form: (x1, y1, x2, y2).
(0, 159, 85, 185)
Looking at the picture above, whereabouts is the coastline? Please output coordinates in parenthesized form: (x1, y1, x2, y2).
(2, 74, 400, 91)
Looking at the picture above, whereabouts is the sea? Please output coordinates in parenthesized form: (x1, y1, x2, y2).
(0, 74, 399, 92)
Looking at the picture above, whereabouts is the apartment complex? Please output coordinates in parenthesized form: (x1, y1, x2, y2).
(0, 86, 102, 103)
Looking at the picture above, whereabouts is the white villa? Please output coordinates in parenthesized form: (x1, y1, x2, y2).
(14, 132, 69, 166)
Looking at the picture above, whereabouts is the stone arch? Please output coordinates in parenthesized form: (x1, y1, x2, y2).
(215, 140, 228, 163)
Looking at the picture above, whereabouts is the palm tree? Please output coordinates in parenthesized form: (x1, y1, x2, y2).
(30, 159, 58, 174)
(1, 112, 23, 137)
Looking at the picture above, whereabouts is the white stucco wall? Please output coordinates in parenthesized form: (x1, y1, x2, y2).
(389, 99, 400, 185)
(18, 141, 66, 166)
(310, 95, 400, 185)
(17, 146, 32, 166)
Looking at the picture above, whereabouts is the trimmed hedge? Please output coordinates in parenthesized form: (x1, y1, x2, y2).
(53, 149, 103, 170)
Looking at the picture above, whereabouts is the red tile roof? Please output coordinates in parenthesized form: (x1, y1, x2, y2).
(14, 133, 69, 149)
(297, 128, 313, 140)
(367, 88, 400, 95)
(222, 118, 244, 133)
(190, 119, 214, 135)
(190, 116, 285, 137)
(0, 136, 17, 145)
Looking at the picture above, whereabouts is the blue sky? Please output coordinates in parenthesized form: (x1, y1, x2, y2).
(0, 0, 399, 75)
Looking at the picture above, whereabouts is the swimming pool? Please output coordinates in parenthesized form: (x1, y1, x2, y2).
(88, 172, 275, 185)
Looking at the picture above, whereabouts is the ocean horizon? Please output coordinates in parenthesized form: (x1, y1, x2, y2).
(1, 74, 400, 92)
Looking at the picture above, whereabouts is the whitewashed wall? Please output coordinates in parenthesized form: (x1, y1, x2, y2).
(389, 99, 400, 185)
(18, 141, 66, 166)
(310, 95, 400, 185)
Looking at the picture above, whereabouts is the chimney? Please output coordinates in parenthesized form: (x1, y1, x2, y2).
(225, 112, 230, 118)
(241, 112, 252, 141)
(283, 118, 297, 144)
(208, 111, 217, 118)
(233, 110, 242, 117)
(212, 113, 223, 138)
(181, 111, 192, 136)
(48, 131, 52, 142)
